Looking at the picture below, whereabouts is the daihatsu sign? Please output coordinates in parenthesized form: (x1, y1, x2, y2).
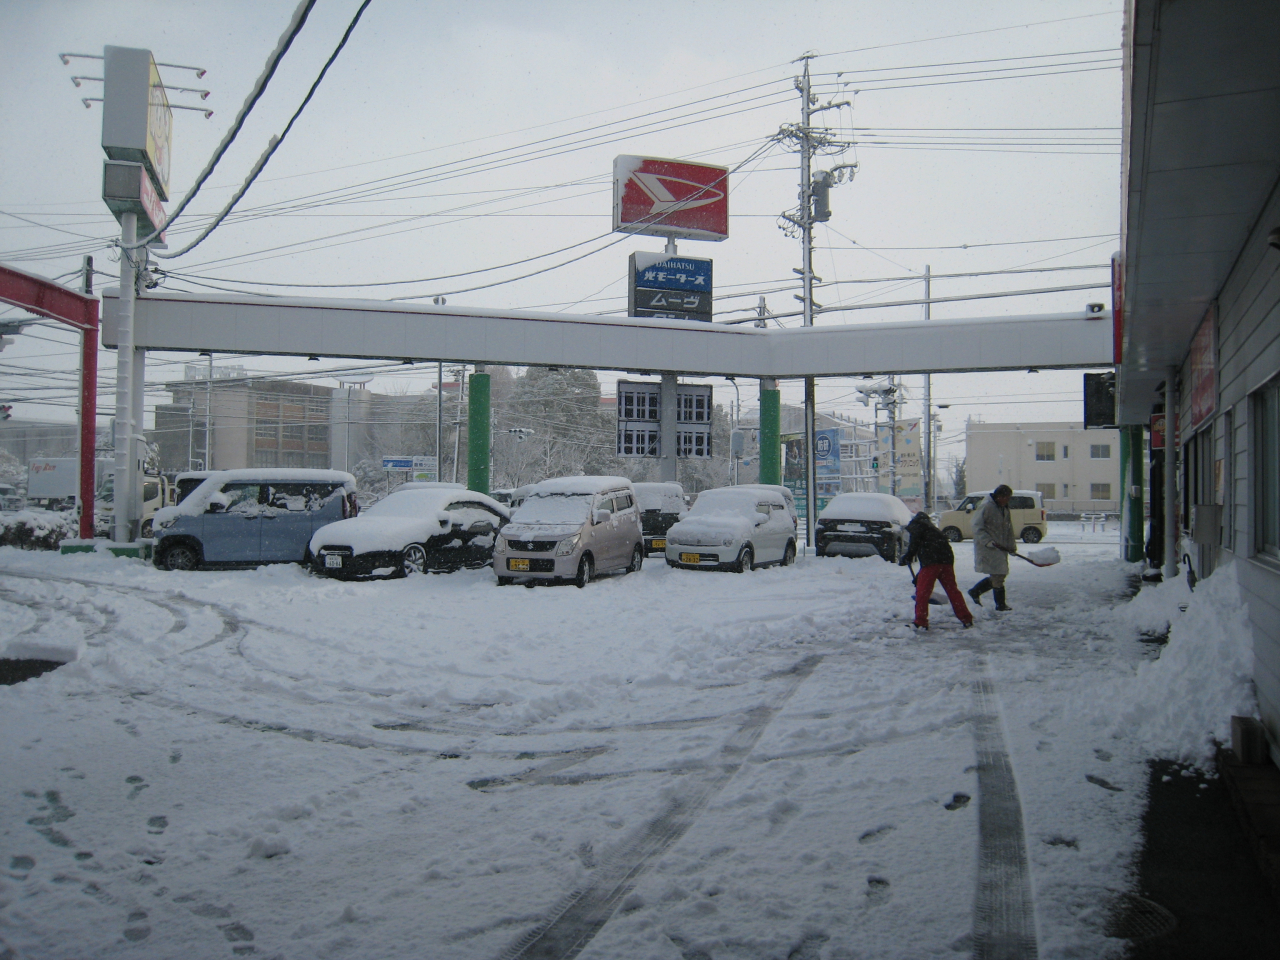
(613, 156, 729, 241)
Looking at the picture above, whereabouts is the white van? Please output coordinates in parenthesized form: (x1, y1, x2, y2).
(494, 476, 644, 587)
(938, 489, 1048, 544)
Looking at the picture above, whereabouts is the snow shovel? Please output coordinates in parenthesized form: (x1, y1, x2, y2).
(1012, 545, 1061, 567)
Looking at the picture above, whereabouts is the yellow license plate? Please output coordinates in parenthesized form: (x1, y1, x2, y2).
(679, 553, 701, 564)
(652, 539, 666, 549)
(508, 558, 530, 571)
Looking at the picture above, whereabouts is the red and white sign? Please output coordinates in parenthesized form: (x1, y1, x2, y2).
(1187, 307, 1216, 434)
(613, 156, 729, 242)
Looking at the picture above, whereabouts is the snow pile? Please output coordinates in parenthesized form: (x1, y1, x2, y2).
(1024, 545, 1061, 565)
(0, 510, 77, 550)
(1108, 562, 1257, 766)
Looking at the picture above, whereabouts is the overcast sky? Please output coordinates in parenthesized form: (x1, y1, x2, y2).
(0, 0, 1124, 466)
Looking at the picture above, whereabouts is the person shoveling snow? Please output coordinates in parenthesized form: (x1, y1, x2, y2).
(899, 512, 973, 630)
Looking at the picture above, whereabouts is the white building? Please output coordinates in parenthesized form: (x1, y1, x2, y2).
(965, 421, 1125, 515)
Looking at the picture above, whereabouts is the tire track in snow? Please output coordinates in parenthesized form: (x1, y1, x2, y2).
(970, 673, 1039, 960)
(496, 653, 823, 960)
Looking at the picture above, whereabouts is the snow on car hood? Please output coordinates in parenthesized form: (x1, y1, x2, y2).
(819, 492, 911, 525)
(309, 514, 449, 556)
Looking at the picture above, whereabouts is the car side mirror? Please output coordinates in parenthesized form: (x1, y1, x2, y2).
(206, 502, 226, 514)
(965, 504, 974, 513)
(754, 513, 768, 526)
(594, 509, 611, 524)
(469, 520, 494, 533)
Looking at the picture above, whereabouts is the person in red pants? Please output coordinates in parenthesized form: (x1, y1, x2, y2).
(898, 511, 973, 630)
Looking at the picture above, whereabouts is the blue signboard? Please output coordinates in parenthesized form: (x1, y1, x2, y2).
(632, 254, 712, 293)
(382, 457, 413, 470)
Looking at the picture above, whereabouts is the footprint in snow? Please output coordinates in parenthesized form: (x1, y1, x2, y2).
(125, 776, 149, 800)
(1086, 774, 1123, 792)
(944, 793, 971, 811)
(866, 875, 891, 905)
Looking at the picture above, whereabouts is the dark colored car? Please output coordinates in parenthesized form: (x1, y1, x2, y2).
(814, 492, 913, 562)
(633, 482, 688, 555)
(310, 487, 509, 579)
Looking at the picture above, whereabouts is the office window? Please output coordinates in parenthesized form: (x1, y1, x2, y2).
(1035, 442, 1055, 461)
(307, 424, 329, 444)
(1255, 378, 1279, 558)
(255, 419, 277, 439)
(1090, 483, 1112, 500)
(1035, 483, 1055, 499)
(282, 424, 304, 442)
(1062, 445, 1069, 459)
(1090, 444, 1111, 459)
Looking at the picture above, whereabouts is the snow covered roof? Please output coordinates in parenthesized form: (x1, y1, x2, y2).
(526, 476, 634, 496)
(634, 482, 686, 512)
(364, 487, 508, 519)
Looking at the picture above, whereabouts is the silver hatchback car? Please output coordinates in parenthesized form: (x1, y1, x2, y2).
(494, 476, 644, 587)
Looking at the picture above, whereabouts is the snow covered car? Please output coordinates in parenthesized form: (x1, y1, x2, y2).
(309, 487, 509, 579)
(814, 491, 912, 561)
(494, 476, 643, 587)
(152, 469, 358, 571)
(633, 481, 688, 555)
(665, 486, 797, 572)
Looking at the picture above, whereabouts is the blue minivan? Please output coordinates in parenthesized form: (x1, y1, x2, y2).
(151, 469, 358, 571)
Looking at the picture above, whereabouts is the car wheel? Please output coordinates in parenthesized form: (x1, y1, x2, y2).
(814, 543, 826, 557)
(942, 526, 963, 543)
(403, 544, 427, 575)
(666, 559, 677, 567)
(626, 544, 643, 573)
(160, 543, 200, 571)
(735, 546, 754, 573)
(496, 576, 513, 586)
(781, 541, 796, 566)
(140, 518, 153, 538)
(1020, 527, 1043, 544)
(575, 555, 594, 588)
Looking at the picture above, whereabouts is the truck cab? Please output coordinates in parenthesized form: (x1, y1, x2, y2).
(95, 473, 171, 538)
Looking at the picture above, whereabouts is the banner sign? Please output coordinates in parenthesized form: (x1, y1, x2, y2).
(613, 156, 729, 242)
(876, 419, 922, 498)
(1187, 307, 1216, 434)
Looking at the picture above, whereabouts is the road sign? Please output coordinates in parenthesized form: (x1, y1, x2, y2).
(382, 457, 413, 470)
(630, 288, 712, 321)
(613, 156, 729, 242)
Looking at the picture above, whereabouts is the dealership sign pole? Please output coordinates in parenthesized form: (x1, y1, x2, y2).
(613, 155, 728, 481)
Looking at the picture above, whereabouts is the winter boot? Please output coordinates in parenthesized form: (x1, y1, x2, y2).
(968, 578, 992, 606)
(993, 587, 1012, 611)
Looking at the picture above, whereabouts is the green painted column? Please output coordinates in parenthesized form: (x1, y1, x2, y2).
(1122, 424, 1145, 562)
(467, 369, 490, 495)
(758, 378, 781, 486)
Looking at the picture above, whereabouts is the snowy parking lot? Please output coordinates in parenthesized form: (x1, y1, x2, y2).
(0, 524, 1255, 959)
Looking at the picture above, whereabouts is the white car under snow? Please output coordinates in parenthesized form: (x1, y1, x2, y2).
(664, 487, 797, 572)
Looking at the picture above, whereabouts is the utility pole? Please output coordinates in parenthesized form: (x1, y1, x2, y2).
(112, 213, 138, 543)
(923, 265, 931, 511)
(779, 57, 853, 546)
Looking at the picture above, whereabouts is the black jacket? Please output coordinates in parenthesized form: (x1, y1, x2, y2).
(900, 513, 954, 567)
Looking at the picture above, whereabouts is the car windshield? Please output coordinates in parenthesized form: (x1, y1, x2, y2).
(511, 492, 594, 524)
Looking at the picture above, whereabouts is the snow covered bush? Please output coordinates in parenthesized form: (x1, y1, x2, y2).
(0, 511, 77, 550)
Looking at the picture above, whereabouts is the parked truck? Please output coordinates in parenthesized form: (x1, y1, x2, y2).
(26, 458, 112, 510)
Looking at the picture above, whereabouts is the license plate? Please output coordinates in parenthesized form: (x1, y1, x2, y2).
(508, 558, 530, 571)
(838, 523, 865, 532)
(324, 554, 343, 568)
(652, 539, 666, 549)
(679, 553, 701, 564)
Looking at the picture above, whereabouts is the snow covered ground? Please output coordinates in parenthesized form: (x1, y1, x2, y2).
(0, 522, 1257, 959)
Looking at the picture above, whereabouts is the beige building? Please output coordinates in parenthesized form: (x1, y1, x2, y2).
(965, 421, 1127, 515)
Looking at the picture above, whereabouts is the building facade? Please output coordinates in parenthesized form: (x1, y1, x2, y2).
(1118, 0, 1280, 761)
(966, 421, 1125, 515)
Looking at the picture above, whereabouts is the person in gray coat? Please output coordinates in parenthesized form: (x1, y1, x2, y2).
(969, 484, 1016, 611)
